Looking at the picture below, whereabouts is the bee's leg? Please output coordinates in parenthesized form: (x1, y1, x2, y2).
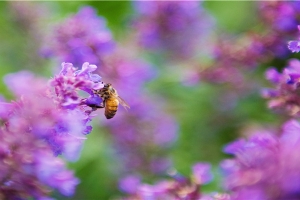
(98, 102, 105, 109)
(91, 107, 98, 111)
(86, 105, 101, 115)
(92, 103, 104, 109)
(88, 103, 104, 113)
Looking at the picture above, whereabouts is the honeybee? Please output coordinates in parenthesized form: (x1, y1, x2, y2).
(94, 83, 130, 119)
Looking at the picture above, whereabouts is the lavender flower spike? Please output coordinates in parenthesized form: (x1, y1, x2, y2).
(0, 61, 105, 198)
(0, 106, 79, 199)
(43, 6, 115, 66)
(133, 1, 213, 59)
(262, 59, 300, 116)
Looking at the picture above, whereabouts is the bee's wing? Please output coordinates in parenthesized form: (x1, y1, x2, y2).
(117, 96, 130, 110)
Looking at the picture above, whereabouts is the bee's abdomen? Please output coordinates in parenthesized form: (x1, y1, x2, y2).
(105, 98, 119, 119)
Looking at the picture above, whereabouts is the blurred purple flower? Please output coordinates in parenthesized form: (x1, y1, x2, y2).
(119, 175, 141, 194)
(201, 1, 300, 86)
(120, 163, 213, 199)
(288, 40, 300, 53)
(259, 1, 300, 33)
(263, 59, 300, 116)
(35, 151, 79, 196)
(133, 1, 213, 59)
(221, 120, 300, 199)
(4, 73, 82, 160)
(258, 1, 300, 57)
(265, 68, 281, 84)
(85, 94, 103, 108)
(192, 163, 213, 185)
(42, 6, 115, 67)
(0, 109, 79, 199)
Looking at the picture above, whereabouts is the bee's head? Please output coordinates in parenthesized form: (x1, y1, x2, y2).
(104, 83, 112, 88)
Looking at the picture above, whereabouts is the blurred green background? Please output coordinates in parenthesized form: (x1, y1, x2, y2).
(0, 1, 283, 199)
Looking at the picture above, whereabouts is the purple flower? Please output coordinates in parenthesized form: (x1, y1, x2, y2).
(4, 70, 49, 97)
(42, 6, 115, 67)
(85, 94, 103, 108)
(192, 163, 213, 185)
(221, 120, 300, 199)
(35, 151, 79, 196)
(0, 115, 79, 199)
(118, 175, 141, 194)
(223, 139, 247, 155)
(258, 2, 300, 55)
(0, 62, 106, 198)
(263, 59, 300, 116)
(288, 40, 300, 53)
(50, 62, 103, 108)
(259, 2, 300, 33)
(202, 1, 300, 86)
(265, 67, 281, 84)
(133, 1, 213, 59)
(120, 163, 214, 199)
(49, 62, 105, 142)
(4, 73, 84, 156)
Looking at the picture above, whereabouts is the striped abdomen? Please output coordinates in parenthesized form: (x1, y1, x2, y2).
(104, 97, 119, 119)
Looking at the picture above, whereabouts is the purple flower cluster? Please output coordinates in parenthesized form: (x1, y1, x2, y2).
(259, 1, 300, 34)
(0, 123, 79, 199)
(200, 33, 268, 86)
(258, 1, 300, 57)
(43, 6, 115, 67)
(0, 62, 103, 198)
(200, 1, 300, 86)
(50, 62, 103, 111)
(214, 34, 266, 69)
(201, 32, 287, 85)
(46, 6, 179, 176)
(262, 59, 300, 116)
(133, 1, 212, 59)
(119, 162, 214, 199)
(221, 120, 300, 200)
